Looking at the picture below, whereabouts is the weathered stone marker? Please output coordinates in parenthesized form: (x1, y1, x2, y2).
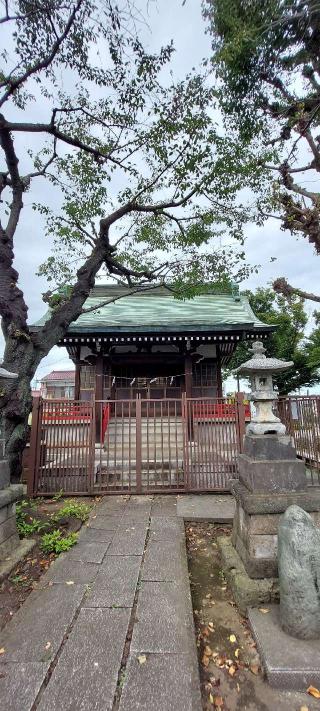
(278, 504, 320, 640)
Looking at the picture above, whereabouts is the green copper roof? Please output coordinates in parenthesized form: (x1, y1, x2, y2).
(33, 285, 272, 334)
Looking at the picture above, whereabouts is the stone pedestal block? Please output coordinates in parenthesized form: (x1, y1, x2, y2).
(230, 480, 320, 579)
(0, 484, 24, 561)
(238, 435, 306, 493)
(0, 459, 10, 489)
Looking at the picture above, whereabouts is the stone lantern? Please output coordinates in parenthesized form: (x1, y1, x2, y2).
(234, 341, 293, 436)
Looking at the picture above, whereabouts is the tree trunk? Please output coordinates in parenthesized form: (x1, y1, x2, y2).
(1, 337, 42, 483)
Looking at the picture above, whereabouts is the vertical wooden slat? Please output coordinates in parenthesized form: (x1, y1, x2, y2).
(136, 396, 142, 494)
(27, 397, 41, 497)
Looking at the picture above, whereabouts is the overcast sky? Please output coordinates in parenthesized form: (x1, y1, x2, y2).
(1, 0, 319, 391)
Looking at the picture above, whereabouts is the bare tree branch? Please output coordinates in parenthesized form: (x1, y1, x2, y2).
(273, 277, 320, 303)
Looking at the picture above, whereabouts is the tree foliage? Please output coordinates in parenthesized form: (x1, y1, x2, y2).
(225, 287, 320, 395)
(0, 0, 258, 480)
(204, 0, 320, 302)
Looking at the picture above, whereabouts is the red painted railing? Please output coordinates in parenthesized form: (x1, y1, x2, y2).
(101, 404, 110, 443)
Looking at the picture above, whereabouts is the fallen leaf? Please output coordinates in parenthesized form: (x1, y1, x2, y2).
(208, 622, 214, 629)
(202, 654, 210, 667)
(0, 648, 5, 655)
(138, 654, 147, 665)
(209, 693, 214, 703)
(45, 642, 51, 650)
(234, 648, 240, 659)
(250, 663, 260, 675)
(300, 706, 309, 711)
(228, 664, 237, 677)
(205, 645, 213, 657)
(258, 608, 270, 614)
(307, 686, 320, 698)
(214, 697, 224, 708)
(229, 634, 237, 644)
(236, 683, 240, 693)
(66, 581, 74, 586)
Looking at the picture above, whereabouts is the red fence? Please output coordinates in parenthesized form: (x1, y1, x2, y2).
(28, 394, 246, 496)
(277, 396, 320, 486)
(28, 393, 320, 496)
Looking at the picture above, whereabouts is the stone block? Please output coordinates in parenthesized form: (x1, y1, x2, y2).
(0, 502, 15, 525)
(0, 662, 49, 711)
(231, 479, 320, 515)
(0, 533, 20, 561)
(248, 605, 320, 690)
(106, 526, 147, 556)
(149, 515, 185, 542)
(238, 454, 306, 493)
(217, 536, 279, 615)
(0, 515, 17, 545)
(233, 531, 278, 578)
(119, 653, 202, 711)
(243, 434, 297, 461)
(37, 608, 131, 711)
(130, 581, 193, 654)
(141, 540, 185, 582)
(0, 459, 10, 489)
(84, 555, 141, 608)
(248, 533, 278, 560)
(0, 583, 85, 662)
(41, 557, 100, 585)
(0, 484, 23, 509)
(68, 541, 110, 564)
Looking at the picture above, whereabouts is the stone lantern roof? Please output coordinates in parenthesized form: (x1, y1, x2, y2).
(0, 361, 18, 381)
(234, 341, 293, 375)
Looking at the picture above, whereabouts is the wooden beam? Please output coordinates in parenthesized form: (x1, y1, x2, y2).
(216, 345, 223, 397)
(95, 353, 103, 443)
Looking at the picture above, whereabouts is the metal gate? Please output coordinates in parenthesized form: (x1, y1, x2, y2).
(27, 398, 95, 495)
(28, 395, 245, 496)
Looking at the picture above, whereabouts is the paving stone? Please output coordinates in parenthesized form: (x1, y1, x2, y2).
(96, 496, 129, 512)
(177, 494, 235, 522)
(84, 556, 141, 608)
(130, 581, 192, 653)
(78, 526, 115, 544)
(0, 662, 49, 711)
(141, 540, 185, 582)
(107, 527, 147, 556)
(249, 605, 320, 689)
(89, 515, 122, 530)
(68, 541, 110, 563)
(37, 608, 131, 711)
(119, 653, 201, 711)
(41, 556, 100, 585)
(151, 496, 177, 517)
(0, 583, 85, 662)
(149, 516, 184, 541)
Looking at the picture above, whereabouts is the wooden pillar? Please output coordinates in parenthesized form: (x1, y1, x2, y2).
(184, 353, 193, 398)
(184, 353, 193, 440)
(74, 364, 81, 401)
(216, 345, 223, 398)
(95, 353, 103, 443)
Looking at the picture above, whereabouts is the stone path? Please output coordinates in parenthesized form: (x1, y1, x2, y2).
(0, 495, 202, 711)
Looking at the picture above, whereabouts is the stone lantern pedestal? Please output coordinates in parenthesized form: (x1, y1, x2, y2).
(0, 363, 35, 579)
(218, 342, 320, 610)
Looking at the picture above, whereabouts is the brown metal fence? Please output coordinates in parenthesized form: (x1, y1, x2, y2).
(28, 394, 245, 496)
(277, 396, 320, 486)
(27, 399, 95, 496)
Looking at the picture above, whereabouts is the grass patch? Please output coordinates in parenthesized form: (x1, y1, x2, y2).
(40, 530, 78, 554)
(51, 499, 92, 523)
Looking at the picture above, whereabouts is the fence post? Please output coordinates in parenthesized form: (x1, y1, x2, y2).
(181, 392, 189, 490)
(235, 392, 245, 453)
(27, 396, 41, 497)
(136, 395, 142, 494)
